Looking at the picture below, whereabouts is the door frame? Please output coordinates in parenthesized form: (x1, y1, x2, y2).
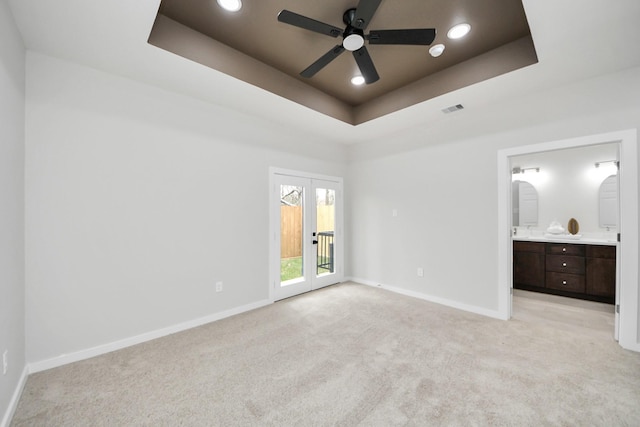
(497, 129, 639, 351)
(269, 167, 344, 302)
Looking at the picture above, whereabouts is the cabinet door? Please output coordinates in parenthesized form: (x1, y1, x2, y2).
(514, 251, 545, 288)
(586, 257, 616, 298)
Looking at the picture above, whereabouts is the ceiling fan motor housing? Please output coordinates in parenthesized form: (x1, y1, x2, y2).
(342, 9, 365, 51)
(343, 8, 357, 25)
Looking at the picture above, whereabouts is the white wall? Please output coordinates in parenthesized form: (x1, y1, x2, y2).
(512, 143, 619, 234)
(24, 52, 348, 365)
(0, 0, 25, 423)
(347, 133, 503, 312)
(19, 44, 640, 372)
(347, 66, 640, 323)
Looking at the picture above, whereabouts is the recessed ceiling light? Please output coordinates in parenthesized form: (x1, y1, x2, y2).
(447, 23, 471, 39)
(351, 75, 365, 86)
(217, 0, 242, 12)
(429, 44, 445, 57)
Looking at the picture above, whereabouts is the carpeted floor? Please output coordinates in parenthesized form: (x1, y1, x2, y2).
(11, 282, 640, 426)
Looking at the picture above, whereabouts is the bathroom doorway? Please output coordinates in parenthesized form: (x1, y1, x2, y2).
(497, 129, 639, 352)
(510, 143, 619, 337)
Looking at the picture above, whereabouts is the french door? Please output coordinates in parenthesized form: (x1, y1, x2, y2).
(270, 170, 343, 301)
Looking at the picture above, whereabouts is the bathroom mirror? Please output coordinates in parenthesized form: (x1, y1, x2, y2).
(599, 175, 618, 228)
(512, 180, 538, 226)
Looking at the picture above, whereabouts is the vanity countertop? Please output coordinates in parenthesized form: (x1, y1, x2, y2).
(512, 235, 618, 246)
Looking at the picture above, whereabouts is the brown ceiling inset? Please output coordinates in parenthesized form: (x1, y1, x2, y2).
(148, 0, 537, 125)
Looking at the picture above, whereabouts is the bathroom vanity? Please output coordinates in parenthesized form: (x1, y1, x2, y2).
(513, 238, 616, 304)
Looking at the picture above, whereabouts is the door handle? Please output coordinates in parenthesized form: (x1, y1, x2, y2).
(313, 240, 318, 245)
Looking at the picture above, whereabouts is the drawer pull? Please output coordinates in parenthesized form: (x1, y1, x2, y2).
(562, 247, 566, 252)
(562, 280, 567, 285)
(562, 262, 567, 267)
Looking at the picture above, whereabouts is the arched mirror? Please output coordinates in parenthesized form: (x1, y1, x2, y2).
(512, 180, 538, 226)
(599, 174, 618, 228)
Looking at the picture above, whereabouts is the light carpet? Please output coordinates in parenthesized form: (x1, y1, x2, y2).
(11, 282, 640, 426)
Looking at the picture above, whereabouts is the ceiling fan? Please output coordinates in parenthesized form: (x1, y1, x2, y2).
(277, 0, 436, 84)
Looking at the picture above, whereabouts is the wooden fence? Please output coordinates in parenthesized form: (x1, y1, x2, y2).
(280, 206, 334, 258)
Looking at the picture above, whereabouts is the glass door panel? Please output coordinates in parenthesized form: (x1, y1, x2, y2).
(311, 180, 340, 289)
(273, 175, 312, 300)
(280, 184, 304, 284)
(272, 172, 342, 301)
(315, 187, 335, 277)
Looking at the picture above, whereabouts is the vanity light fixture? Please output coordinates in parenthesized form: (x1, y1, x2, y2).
(512, 166, 540, 174)
(447, 23, 471, 39)
(595, 160, 619, 169)
(217, 0, 242, 12)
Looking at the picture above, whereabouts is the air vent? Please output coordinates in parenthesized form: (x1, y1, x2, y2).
(442, 104, 464, 114)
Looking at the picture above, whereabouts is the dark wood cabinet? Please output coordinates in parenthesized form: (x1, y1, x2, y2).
(513, 241, 615, 304)
(586, 245, 616, 301)
(513, 241, 545, 289)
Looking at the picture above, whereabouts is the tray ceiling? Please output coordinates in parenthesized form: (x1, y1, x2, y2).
(149, 0, 537, 125)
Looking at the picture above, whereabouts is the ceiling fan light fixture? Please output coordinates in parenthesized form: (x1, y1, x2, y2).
(351, 75, 365, 86)
(343, 34, 365, 51)
(429, 44, 445, 57)
(216, 0, 242, 12)
(447, 23, 471, 39)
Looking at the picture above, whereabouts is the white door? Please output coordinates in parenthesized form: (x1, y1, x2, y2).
(271, 171, 343, 301)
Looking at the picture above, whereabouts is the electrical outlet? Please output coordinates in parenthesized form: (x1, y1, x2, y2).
(2, 350, 7, 375)
(215, 281, 223, 293)
(417, 268, 424, 277)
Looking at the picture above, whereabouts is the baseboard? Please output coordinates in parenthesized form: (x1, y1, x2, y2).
(620, 340, 640, 353)
(347, 277, 505, 320)
(1, 365, 28, 427)
(28, 299, 272, 374)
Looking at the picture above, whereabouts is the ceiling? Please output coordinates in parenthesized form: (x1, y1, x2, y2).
(150, 0, 537, 124)
(6, 0, 640, 145)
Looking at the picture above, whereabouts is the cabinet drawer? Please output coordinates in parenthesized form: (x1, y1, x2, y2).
(546, 243, 585, 256)
(514, 241, 545, 253)
(586, 245, 616, 259)
(546, 272, 585, 293)
(546, 255, 585, 275)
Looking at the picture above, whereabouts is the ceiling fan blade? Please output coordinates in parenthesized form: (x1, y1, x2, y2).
(278, 10, 343, 38)
(352, 0, 382, 30)
(368, 28, 436, 45)
(300, 45, 346, 78)
(352, 46, 379, 84)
